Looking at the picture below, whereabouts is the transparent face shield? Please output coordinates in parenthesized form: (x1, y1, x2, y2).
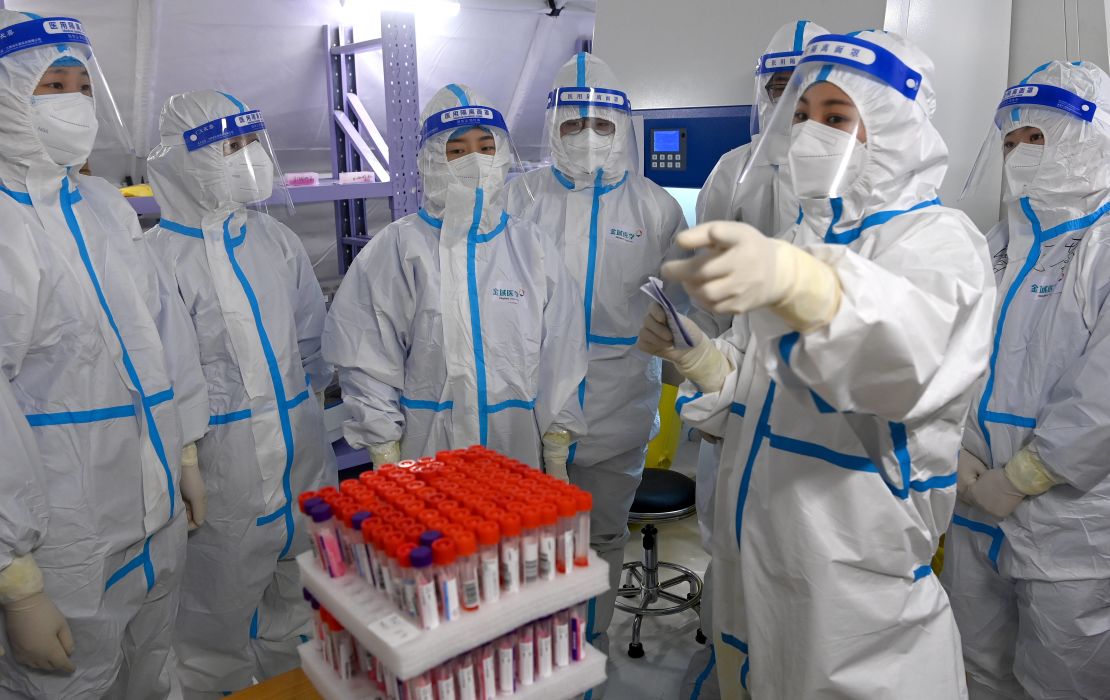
(751, 50, 801, 137)
(740, 34, 921, 202)
(419, 101, 533, 204)
(184, 109, 293, 214)
(961, 83, 1095, 202)
(0, 16, 135, 160)
(540, 86, 638, 179)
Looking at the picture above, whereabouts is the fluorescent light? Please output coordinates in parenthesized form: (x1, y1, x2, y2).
(378, 0, 460, 16)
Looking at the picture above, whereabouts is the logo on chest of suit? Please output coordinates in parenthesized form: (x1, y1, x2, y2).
(491, 285, 526, 304)
(608, 226, 644, 243)
(1027, 234, 1083, 298)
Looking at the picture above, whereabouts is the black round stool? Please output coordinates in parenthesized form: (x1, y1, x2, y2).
(615, 467, 704, 658)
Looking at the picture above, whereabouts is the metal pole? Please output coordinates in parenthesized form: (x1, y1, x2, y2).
(380, 11, 421, 219)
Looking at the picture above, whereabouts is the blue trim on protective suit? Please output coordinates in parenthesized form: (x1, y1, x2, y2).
(793, 20, 807, 51)
(690, 645, 716, 700)
(736, 383, 776, 547)
(400, 396, 454, 412)
(824, 198, 940, 245)
(1011, 62, 1052, 122)
(576, 52, 588, 118)
(719, 633, 750, 689)
(105, 535, 155, 593)
(778, 332, 800, 365)
(730, 402, 746, 416)
(220, 215, 298, 558)
(467, 189, 490, 444)
(209, 387, 311, 426)
(250, 608, 259, 639)
(913, 564, 933, 581)
(418, 208, 443, 229)
(160, 218, 204, 238)
(815, 64, 833, 82)
(219, 92, 248, 114)
(446, 83, 469, 107)
(810, 390, 835, 413)
(0, 183, 33, 205)
(26, 388, 174, 427)
(952, 514, 1004, 571)
(977, 196, 1110, 461)
(675, 391, 703, 414)
(59, 181, 175, 518)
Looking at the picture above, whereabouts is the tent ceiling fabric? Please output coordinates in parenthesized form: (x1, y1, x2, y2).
(15, 0, 594, 287)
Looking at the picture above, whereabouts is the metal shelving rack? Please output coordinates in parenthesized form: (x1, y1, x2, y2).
(327, 12, 423, 274)
(126, 14, 422, 278)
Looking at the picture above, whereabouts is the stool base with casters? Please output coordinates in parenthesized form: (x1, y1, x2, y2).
(615, 467, 704, 658)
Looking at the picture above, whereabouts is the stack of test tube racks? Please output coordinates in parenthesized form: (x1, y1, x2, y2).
(295, 446, 609, 700)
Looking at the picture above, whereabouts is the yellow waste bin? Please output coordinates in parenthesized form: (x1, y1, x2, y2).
(645, 383, 681, 470)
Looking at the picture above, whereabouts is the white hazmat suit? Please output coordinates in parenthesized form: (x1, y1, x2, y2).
(0, 10, 207, 699)
(942, 60, 1110, 700)
(506, 54, 687, 675)
(670, 31, 994, 699)
(144, 90, 335, 696)
(324, 84, 587, 469)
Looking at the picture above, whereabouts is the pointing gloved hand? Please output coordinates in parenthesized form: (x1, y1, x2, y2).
(0, 555, 75, 674)
(661, 221, 842, 333)
(961, 447, 1059, 519)
(179, 442, 207, 531)
(370, 441, 401, 467)
(542, 430, 572, 483)
(638, 303, 732, 393)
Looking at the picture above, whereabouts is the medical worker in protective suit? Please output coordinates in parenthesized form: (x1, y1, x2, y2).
(506, 54, 687, 673)
(144, 90, 335, 697)
(0, 10, 208, 699)
(324, 84, 587, 473)
(640, 31, 995, 699)
(941, 60, 1110, 700)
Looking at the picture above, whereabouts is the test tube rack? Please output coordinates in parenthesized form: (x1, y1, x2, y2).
(297, 550, 610, 696)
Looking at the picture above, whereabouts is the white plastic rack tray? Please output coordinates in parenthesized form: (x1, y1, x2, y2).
(298, 641, 606, 700)
(297, 550, 610, 681)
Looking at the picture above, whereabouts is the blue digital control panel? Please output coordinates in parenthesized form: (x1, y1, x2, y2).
(636, 105, 753, 189)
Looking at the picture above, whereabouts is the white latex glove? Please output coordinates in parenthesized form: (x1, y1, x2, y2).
(542, 430, 572, 483)
(370, 441, 401, 467)
(955, 449, 989, 505)
(965, 469, 1026, 519)
(638, 304, 732, 393)
(0, 555, 75, 674)
(179, 442, 207, 531)
(662, 221, 842, 332)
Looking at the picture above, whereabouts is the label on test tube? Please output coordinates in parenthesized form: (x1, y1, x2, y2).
(338, 636, 354, 680)
(518, 639, 535, 686)
(560, 530, 574, 573)
(480, 553, 500, 603)
(457, 665, 478, 700)
(497, 645, 515, 695)
(555, 620, 570, 667)
(538, 631, 553, 678)
(501, 546, 520, 593)
(417, 579, 439, 630)
(436, 676, 457, 700)
(481, 654, 497, 699)
(367, 613, 421, 645)
(411, 681, 434, 700)
(539, 535, 556, 580)
(523, 540, 539, 583)
(442, 577, 461, 621)
(461, 572, 481, 610)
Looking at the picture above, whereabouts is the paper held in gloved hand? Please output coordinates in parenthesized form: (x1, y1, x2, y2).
(640, 276, 694, 349)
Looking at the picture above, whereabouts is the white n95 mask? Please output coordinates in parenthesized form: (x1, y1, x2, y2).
(787, 120, 867, 199)
(225, 141, 274, 204)
(30, 93, 99, 167)
(1003, 143, 1044, 200)
(563, 129, 614, 175)
(447, 152, 496, 190)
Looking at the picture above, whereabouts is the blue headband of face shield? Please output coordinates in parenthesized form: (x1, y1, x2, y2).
(799, 34, 923, 101)
(420, 105, 507, 147)
(545, 87, 631, 112)
(995, 83, 1097, 127)
(0, 17, 91, 60)
(183, 110, 266, 152)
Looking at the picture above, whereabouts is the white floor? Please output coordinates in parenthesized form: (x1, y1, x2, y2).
(606, 438, 711, 700)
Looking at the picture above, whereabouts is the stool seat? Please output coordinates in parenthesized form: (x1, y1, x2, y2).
(630, 468, 696, 522)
